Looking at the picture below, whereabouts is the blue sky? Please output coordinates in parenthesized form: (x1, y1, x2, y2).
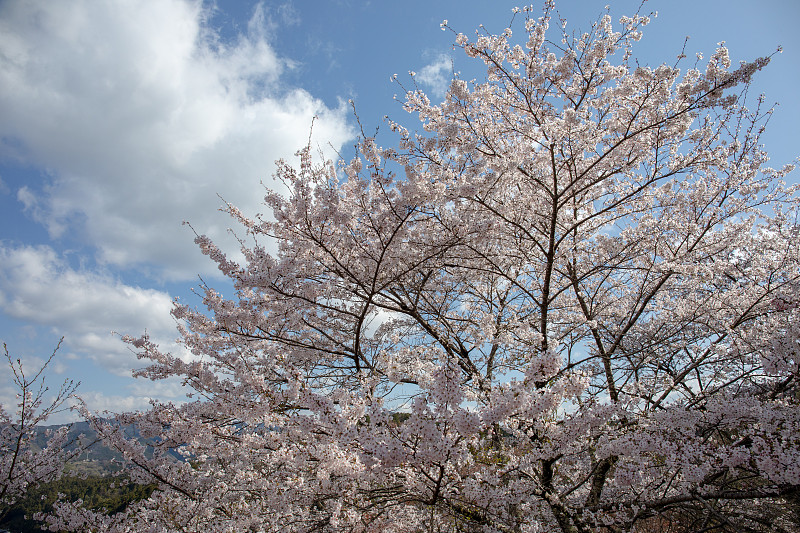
(1, 0, 798, 423)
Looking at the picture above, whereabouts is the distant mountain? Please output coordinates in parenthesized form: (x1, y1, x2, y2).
(34, 420, 183, 476)
(2, 421, 162, 532)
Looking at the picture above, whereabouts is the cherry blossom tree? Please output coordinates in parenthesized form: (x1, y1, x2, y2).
(49, 3, 800, 532)
(1, 340, 80, 522)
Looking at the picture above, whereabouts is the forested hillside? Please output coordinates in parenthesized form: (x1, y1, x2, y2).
(0, 474, 155, 532)
(1, 422, 161, 532)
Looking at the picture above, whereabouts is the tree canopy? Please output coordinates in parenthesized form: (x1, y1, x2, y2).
(34, 3, 800, 532)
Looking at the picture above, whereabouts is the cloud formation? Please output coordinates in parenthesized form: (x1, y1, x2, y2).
(0, 0, 352, 280)
(416, 54, 453, 99)
(0, 244, 180, 377)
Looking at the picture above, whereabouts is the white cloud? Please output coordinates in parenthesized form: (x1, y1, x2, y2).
(79, 389, 178, 417)
(0, 243, 196, 423)
(0, 244, 183, 377)
(0, 0, 352, 281)
(416, 54, 453, 99)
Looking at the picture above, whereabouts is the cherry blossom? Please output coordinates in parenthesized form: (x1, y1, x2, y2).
(1, 340, 80, 522)
(48, 4, 799, 532)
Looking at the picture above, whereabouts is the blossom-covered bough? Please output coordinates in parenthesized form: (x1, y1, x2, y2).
(49, 3, 800, 532)
(1, 340, 80, 523)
